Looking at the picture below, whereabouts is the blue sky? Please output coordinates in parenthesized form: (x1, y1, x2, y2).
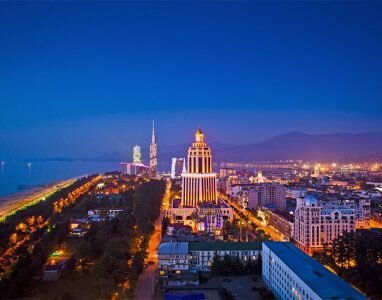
(0, 1, 381, 158)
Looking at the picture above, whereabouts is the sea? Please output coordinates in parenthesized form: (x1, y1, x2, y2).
(0, 161, 120, 197)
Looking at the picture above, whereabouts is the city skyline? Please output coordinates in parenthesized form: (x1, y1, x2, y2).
(0, 2, 381, 299)
(1, 1, 382, 159)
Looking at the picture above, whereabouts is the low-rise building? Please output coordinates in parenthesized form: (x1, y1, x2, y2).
(88, 209, 123, 221)
(262, 241, 366, 300)
(158, 242, 189, 277)
(189, 241, 262, 272)
(158, 241, 262, 274)
(43, 258, 69, 281)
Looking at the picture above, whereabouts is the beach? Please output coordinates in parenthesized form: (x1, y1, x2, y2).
(0, 178, 76, 221)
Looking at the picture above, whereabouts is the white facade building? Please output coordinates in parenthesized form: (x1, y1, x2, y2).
(346, 199, 371, 229)
(262, 242, 366, 300)
(293, 195, 355, 253)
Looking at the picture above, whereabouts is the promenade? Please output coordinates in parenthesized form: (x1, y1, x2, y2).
(0, 178, 75, 222)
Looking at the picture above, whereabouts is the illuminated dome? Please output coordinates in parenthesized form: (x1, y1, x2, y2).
(304, 195, 318, 206)
(196, 128, 203, 134)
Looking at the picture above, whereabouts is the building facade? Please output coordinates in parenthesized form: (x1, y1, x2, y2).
(347, 199, 371, 229)
(219, 167, 236, 178)
(133, 145, 142, 164)
(120, 162, 149, 176)
(181, 129, 217, 207)
(158, 241, 262, 273)
(189, 242, 261, 271)
(158, 242, 189, 277)
(257, 183, 286, 209)
(262, 242, 366, 300)
(266, 209, 294, 241)
(169, 129, 232, 235)
(150, 120, 158, 177)
(293, 195, 355, 253)
(232, 183, 286, 210)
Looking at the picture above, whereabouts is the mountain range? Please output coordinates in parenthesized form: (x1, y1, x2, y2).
(29, 132, 382, 164)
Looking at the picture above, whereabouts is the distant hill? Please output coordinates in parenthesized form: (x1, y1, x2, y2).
(211, 132, 382, 162)
(28, 132, 382, 164)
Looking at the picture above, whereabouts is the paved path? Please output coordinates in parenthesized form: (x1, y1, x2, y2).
(0, 178, 75, 221)
(134, 265, 157, 300)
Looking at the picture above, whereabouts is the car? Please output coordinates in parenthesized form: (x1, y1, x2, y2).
(223, 278, 232, 282)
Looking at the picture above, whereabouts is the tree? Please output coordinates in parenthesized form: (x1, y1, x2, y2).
(161, 216, 170, 237)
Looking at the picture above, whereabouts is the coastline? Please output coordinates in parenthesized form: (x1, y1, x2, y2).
(0, 178, 76, 221)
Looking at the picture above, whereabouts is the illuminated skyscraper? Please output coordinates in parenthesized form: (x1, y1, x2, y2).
(181, 129, 217, 207)
(150, 120, 158, 177)
(133, 145, 141, 164)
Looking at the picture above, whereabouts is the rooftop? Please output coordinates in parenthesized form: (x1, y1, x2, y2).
(158, 242, 189, 255)
(263, 242, 366, 300)
(189, 241, 262, 252)
(270, 209, 294, 222)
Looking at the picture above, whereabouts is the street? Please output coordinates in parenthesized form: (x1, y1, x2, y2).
(134, 180, 171, 300)
(219, 193, 283, 241)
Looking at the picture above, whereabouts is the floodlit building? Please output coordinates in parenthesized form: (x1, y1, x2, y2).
(262, 242, 366, 300)
(346, 199, 371, 229)
(293, 195, 355, 253)
(133, 145, 142, 164)
(182, 129, 217, 206)
(120, 144, 150, 175)
(168, 129, 233, 234)
(120, 162, 149, 176)
(150, 120, 158, 177)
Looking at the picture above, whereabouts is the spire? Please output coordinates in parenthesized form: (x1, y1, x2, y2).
(152, 120, 156, 143)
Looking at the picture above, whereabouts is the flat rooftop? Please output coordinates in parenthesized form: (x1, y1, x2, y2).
(263, 242, 366, 300)
(189, 241, 262, 252)
(158, 242, 189, 255)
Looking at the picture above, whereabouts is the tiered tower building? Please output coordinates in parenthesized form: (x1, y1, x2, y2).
(150, 120, 158, 177)
(181, 129, 217, 207)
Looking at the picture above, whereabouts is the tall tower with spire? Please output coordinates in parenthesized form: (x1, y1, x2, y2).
(150, 120, 158, 177)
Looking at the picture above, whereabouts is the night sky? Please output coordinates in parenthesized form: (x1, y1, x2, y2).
(1, 1, 381, 159)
